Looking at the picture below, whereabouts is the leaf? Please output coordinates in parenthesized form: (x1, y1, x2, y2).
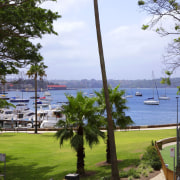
(138, 0, 145, 5)
(142, 25, 149, 30)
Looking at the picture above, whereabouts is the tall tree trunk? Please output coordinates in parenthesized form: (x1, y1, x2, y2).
(76, 125, 85, 175)
(35, 73, 38, 134)
(106, 133, 111, 164)
(93, 0, 120, 179)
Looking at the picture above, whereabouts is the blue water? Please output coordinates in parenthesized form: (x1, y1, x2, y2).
(5, 88, 180, 126)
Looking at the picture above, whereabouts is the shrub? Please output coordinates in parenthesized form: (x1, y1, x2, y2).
(142, 142, 162, 170)
(100, 176, 110, 180)
(142, 170, 149, 177)
(119, 171, 128, 178)
(128, 176, 133, 180)
(127, 168, 140, 179)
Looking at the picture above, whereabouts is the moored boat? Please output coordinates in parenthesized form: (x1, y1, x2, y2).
(10, 96, 29, 103)
(39, 105, 66, 128)
(144, 98, 159, 105)
(135, 91, 142, 96)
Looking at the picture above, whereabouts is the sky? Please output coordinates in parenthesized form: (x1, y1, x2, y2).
(28, 0, 179, 80)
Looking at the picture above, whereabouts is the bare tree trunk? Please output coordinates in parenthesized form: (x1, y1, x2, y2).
(35, 72, 38, 134)
(93, 0, 120, 179)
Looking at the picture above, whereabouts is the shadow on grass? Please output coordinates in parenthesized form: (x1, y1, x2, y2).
(2, 155, 72, 180)
(80, 158, 140, 180)
(3, 155, 140, 180)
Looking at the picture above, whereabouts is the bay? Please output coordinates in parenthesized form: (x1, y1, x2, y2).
(5, 88, 180, 126)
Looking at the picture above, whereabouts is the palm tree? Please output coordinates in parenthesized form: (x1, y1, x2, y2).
(55, 92, 105, 175)
(93, 0, 120, 179)
(26, 62, 47, 133)
(95, 85, 134, 163)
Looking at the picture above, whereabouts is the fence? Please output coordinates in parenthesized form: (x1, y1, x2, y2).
(155, 137, 176, 180)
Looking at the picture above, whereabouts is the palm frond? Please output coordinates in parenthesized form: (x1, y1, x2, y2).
(84, 125, 105, 148)
(55, 128, 74, 147)
(71, 134, 83, 151)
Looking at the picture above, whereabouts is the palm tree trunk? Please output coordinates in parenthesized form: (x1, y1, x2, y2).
(76, 125, 85, 175)
(93, 0, 120, 179)
(35, 73, 38, 134)
(106, 133, 111, 164)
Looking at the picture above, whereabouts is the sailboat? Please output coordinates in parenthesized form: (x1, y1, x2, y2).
(144, 72, 159, 105)
(10, 72, 29, 103)
(159, 88, 170, 100)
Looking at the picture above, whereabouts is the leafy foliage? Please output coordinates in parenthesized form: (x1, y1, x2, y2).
(94, 85, 133, 163)
(142, 142, 162, 170)
(0, 0, 60, 76)
(55, 92, 105, 175)
(94, 85, 134, 129)
(138, 0, 180, 84)
(26, 62, 47, 80)
(0, 99, 15, 109)
(138, 0, 145, 5)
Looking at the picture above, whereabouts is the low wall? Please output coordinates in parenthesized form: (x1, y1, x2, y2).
(156, 137, 176, 180)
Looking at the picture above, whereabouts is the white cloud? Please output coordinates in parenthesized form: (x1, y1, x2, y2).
(40, 0, 91, 14)
(54, 21, 86, 33)
(35, 0, 180, 80)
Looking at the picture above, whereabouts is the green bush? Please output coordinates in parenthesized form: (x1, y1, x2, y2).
(100, 176, 110, 180)
(142, 142, 162, 170)
(128, 176, 133, 180)
(142, 170, 149, 177)
(119, 171, 128, 178)
(127, 168, 141, 179)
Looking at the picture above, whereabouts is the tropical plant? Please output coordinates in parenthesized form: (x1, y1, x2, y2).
(93, 0, 120, 179)
(94, 85, 134, 163)
(26, 62, 47, 133)
(55, 92, 105, 175)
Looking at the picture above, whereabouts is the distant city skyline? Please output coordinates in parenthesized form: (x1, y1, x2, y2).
(27, 0, 179, 80)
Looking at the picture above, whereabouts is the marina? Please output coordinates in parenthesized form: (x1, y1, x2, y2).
(0, 88, 179, 128)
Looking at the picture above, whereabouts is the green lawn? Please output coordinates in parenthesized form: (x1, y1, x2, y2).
(161, 144, 176, 171)
(0, 129, 176, 180)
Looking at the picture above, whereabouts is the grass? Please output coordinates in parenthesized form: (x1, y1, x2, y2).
(0, 129, 176, 180)
(161, 144, 176, 171)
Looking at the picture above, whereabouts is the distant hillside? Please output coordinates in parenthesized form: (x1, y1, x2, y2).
(49, 78, 180, 89)
(4, 78, 180, 91)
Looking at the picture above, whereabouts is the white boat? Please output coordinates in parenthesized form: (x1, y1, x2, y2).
(10, 96, 29, 103)
(13, 103, 35, 121)
(144, 98, 159, 105)
(0, 108, 15, 120)
(159, 88, 170, 100)
(44, 91, 51, 96)
(0, 105, 35, 128)
(144, 72, 159, 105)
(135, 91, 142, 96)
(159, 96, 170, 100)
(33, 101, 50, 108)
(125, 89, 133, 98)
(0, 94, 9, 100)
(39, 96, 53, 102)
(126, 95, 133, 98)
(39, 105, 66, 128)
